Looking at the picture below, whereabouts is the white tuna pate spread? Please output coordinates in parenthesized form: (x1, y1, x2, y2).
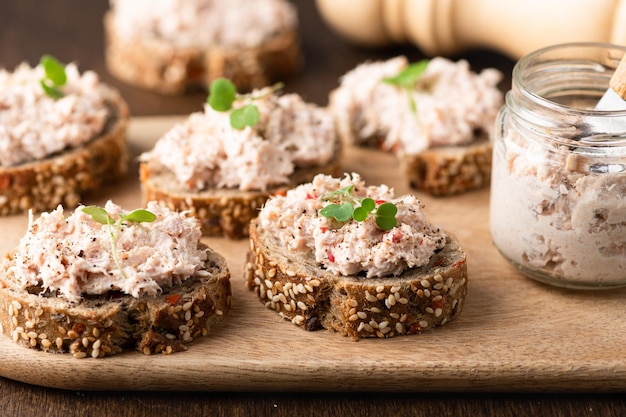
(331, 56, 503, 155)
(109, 0, 296, 49)
(140, 88, 337, 192)
(0, 62, 116, 167)
(258, 173, 447, 277)
(9, 201, 209, 302)
(490, 131, 626, 284)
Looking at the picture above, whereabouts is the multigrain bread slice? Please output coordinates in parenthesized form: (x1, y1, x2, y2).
(0, 244, 231, 358)
(245, 219, 468, 340)
(139, 147, 343, 239)
(0, 98, 129, 215)
(329, 56, 502, 196)
(103, 11, 301, 94)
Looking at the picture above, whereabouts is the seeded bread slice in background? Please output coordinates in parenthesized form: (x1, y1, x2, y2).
(400, 134, 492, 196)
(0, 245, 231, 358)
(139, 143, 343, 239)
(103, 11, 301, 94)
(0, 97, 129, 216)
(245, 219, 468, 340)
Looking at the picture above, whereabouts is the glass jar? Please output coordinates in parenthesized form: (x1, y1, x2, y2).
(490, 43, 626, 289)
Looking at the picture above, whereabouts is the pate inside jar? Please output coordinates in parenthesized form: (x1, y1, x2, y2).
(490, 43, 626, 289)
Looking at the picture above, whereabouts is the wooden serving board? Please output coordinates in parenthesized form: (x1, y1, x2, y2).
(1, 116, 626, 392)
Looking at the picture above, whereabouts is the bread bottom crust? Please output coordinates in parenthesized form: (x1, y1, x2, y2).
(245, 220, 468, 340)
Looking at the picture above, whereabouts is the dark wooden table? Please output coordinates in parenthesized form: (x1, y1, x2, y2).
(1, 1, 626, 416)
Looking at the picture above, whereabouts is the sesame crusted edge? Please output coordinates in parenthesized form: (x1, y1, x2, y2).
(245, 219, 468, 340)
(0, 245, 232, 358)
(401, 136, 492, 196)
(0, 96, 129, 216)
(138, 145, 342, 239)
(103, 10, 302, 94)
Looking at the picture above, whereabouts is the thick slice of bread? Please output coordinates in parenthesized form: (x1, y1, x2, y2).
(139, 147, 343, 239)
(0, 98, 129, 216)
(0, 244, 231, 357)
(245, 219, 468, 340)
(400, 135, 492, 196)
(103, 11, 301, 94)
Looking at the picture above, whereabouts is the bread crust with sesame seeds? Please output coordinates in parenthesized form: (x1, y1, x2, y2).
(245, 219, 468, 340)
(138, 144, 343, 239)
(103, 11, 301, 95)
(400, 134, 492, 196)
(0, 244, 231, 358)
(0, 97, 129, 216)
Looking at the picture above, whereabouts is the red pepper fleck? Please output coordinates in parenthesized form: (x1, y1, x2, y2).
(306, 193, 318, 200)
(328, 252, 335, 263)
(432, 297, 445, 310)
(320, 226, 328, 233)
(452, 259, 466, 268)
(407, 322, 422, 335)
(389, 231, 402, 243)
(166, 294, 181, 305)
(273, 189, 287, 197)
(433, 257, 446, 267)
(375, 199, 386, 205)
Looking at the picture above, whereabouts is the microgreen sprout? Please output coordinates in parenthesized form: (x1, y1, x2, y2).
(39, 54, 67, 99)
(382, 59, 429, 113)
(207, 78, 283, 130)
(82, 206, 156, 279)
(319, 185, 398, 231)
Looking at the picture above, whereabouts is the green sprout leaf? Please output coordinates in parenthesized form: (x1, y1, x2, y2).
(207, 78, 237, 112)
(206, 78, 283, 130)
(81, 206, 157, 279)
(121, 209, 157, 224)
(39, 54, 67, 99)
(382, 59, 429, 116)
(382, 59, 429, 89)
(230, 104, 260, 130)
(320, 202, 354, 223)
(319, 187, 397, 231)
(82, 206, 113, 225)
(374, 202, 398, 230)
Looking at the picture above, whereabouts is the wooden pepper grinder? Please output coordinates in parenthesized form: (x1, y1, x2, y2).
(315, 0, 626, 59)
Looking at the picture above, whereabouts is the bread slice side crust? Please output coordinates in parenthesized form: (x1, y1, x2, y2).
(139, 145, 343, 239)
(245, 219, 468, 340)
(0, 244, 231, 357)
(400, 135, 492, 196)
(103, 11, 302, 94)
(0, 97, 129, 215)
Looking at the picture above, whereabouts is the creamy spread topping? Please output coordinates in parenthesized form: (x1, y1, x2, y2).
(110, 0, 297, 49)
(0, 62, 114, 167)
(9, 201, 209, 302)
(258, 173, 446, 277)
(331, 56, 503, 155)
(490, 130, 626, 283)
(141, 89, 337, 192)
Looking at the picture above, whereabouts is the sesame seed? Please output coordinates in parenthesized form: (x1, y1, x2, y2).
(432, 295, 443, 302)
(365, 291, 377, 302)
(420, 280, 431, 288)
(8, 304, 13, 317)
(11, 300, 22, 311)
(41, 339, 52, 348)
(92, 328, 100, 337)
(434, 274, 443, 282)
(73, 352, 88, 359)
(278, 293, 287, 304)
(30, 338, 37, 347)
(349, 314, 359, 322)
(379, 321, 389, 330)
(357, 312, 367, 319)
(363, 324, 374, 333)
(38, 333, 48, 340)
(398, 297, 409, 304)
(183, 332, 192, 342)
(419, 320, 429, 328)
(183, 301, 194, 311)
(348, 307, 357, 315)
(296, 283, 306, 294)
(389, 313, 399, 319)
(304, 284, 314, 293)
(435, 308, 443, 317)
(184, 311, 192, 321)
(266, 289, 273, 299)
(56, 337, 63, 349)
(379, 326, 391, 335)
(433, 283, 444, 290)
(309, 279, 321, 287)
(387, 294, 397, 306)
(424, 289, 431, 298)
(395, 323, 403, 333)
(27, 331, 37, 339)
(286, 269, 296, 277)
(376, 286, 385, 293)
(92, 349, 100, 359)
(196, 311, 205, 318)
(179, 325, 189, 332)
(268, 268, 277, 278)
(297, 301, 308, 311)
(142, 347, 151, 355)
(347, 299, 358, 307)
(67, 330, 79, 339)
(93, 340, 101, 350)
(357, 322, 365, 332)
(165, 333, 176, 340)
(264, 279, 273, 289)
(376, 293, 386, 300)
(370, 307, 381, 313)
(82, 337, 90, 348)
(425, 307, 434, 314)
(390, 285, 401, 293)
